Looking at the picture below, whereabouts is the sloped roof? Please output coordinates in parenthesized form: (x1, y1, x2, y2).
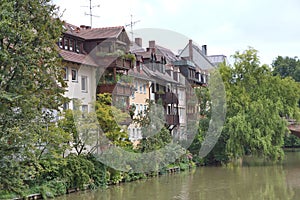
(180, 42, 214, 70)
(130, 42, 145, 53)
(62, 22, 127, 41)
(62, 22, 81, 36)
(128, 66, 152, 81)
(207, 55, 228, 66)
(77, 26, 125, 40)
(143, 66, 178, 84)
(59, 50, 98, 67)
(155, 45, 179, 62)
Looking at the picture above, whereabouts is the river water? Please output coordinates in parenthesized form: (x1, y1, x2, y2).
(55, 151, 300, 200)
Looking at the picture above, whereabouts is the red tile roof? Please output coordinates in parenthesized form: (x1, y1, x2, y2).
(59, 50, 98, 67)
(77, 26, 125, 40)
(62, 21, 126, 40)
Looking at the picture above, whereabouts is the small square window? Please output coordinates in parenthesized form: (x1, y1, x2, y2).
(82, 105, 88, 112)
(71, 69, 78, 82)
(81, 76, 88, 92)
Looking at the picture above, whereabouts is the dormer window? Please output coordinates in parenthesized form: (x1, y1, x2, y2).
(59, 37, 63, 48)
(64, 38, 69, 50)
(69, 39, 74, 51)
(75, 41, 81, 53)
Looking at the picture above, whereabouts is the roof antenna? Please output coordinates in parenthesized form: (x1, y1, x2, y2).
(125, 14, 140, 44)
(82, 0, 100, 28)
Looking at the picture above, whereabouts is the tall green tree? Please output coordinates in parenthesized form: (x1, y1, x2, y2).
(272, 56, 300, 82)
(194, 48, 300, 165)
(0, 0, 66, 193)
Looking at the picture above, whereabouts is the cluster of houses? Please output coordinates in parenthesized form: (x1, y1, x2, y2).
(59, 22, 227, 143)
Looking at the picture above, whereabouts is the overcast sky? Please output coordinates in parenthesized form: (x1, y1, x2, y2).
(52, 0, 300, 65)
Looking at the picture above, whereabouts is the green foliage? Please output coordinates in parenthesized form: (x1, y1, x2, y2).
(220, 48, 300, 161)
(192, 48, 300, 165)
(95, 93, 132, 148)
(137, 127, 172, 153)
(272, 56, 300, 82)
(0, 0, 67, 193)
(59, 154, 94, 189)
(284, 134, 300, 148)
(86, 154, 108, 188)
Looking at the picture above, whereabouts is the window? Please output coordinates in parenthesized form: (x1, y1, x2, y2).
(81, 76, 88, 92)
(143, 84, 146, 94)
(63, 67, 68, 80)
(135, 104, 139, 115)
(59, 37, 63, 48)
(131, 91, 135, 99)
(75, 41, 81, 53)
(63, 102, 69, 110)
(71, 69, 78, 82)
(64, 38, 69, 50)
(135, 81, 138, 92)
(139, 83, 143, 93)
(82, 105, 88, 112)
(140, 104, 143, 113)
(72, 98, 80, 110)
(69, 39, 74, 51)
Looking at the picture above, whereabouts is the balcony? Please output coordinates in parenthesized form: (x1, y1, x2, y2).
(97, 55, 133, 70)
(97, 83, 132, 96)
(166, 114, 179, 126)
(155, 92, 179, 104)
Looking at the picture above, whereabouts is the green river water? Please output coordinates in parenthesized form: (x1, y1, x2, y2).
(54, 151, 300, 200)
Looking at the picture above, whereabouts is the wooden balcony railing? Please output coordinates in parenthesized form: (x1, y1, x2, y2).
(155, 92, 179, 104)
(166, 114, 179, 126)
(97, 56, 133, 69)
(97, 83, 132, 96)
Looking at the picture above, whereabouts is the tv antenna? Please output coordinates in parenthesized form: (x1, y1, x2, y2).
(82, 0, 100, 27)
(125, 14, 140, 43)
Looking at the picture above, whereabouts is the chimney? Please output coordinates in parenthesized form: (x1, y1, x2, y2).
(149, 40, 155, 51)
(135, 38, 142, 47)
(189, 39, 193, 61)
(202, 45, 207, 56)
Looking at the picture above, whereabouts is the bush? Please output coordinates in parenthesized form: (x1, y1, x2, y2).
(60, 154, 94, 189)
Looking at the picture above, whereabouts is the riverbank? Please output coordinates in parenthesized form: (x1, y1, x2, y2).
(0, 153, 195, 200)
(53, 151, 300, 200)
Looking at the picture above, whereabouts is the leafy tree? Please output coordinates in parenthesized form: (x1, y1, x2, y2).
(95, 93, 132, 148)
(0, 0, 66, 193)
(58, 108, 99, 156)
(272, 56, 300, 81)
(196, 48, 300, 165)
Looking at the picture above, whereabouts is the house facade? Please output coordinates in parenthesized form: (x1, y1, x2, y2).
(127, 64, 152, 142)
(59, 22, 133, 113)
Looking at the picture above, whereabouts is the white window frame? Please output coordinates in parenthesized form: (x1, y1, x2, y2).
(71, 69, 78, 82)
(82, 105, 88, 112)
(81, 76, 88, 92)
(143, 84, 146, 94)
(140, 104, 143, 113)
(139, 83, 143, 93)
(63, 67, 68, 80)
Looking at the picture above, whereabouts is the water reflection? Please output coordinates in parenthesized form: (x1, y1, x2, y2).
(55, 152, 300, 200)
